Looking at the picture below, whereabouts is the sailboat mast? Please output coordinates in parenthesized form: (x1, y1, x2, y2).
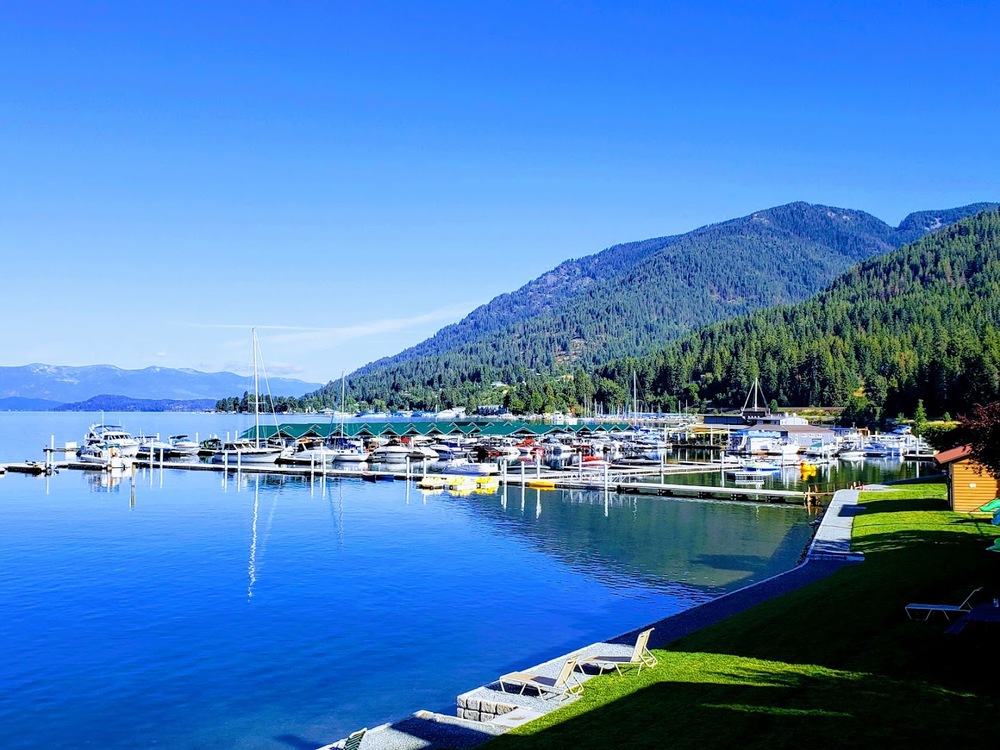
(633, 370, 638, 425)
(253, 327, 260, 449)
(339, 370, 346, 439)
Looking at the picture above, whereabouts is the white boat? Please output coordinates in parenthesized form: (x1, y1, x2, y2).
(77, 442, 135, 470)
(838, 446, 865, 461)
(326, 376, 370, 463)
(279, 440, 335, 466)
(137, 438, 173, 460)
(80, 424, 140, 458)
(437, 459, 499, 475)
(138, 434, 200, 461)
(764, 441, 800, 458)
(541, 439, 568, 457)
(369, 441, 439, 463)
(167, 435, 199, 455)
(803, 441, 838, 459)
(725, 460, 782, 479)
(211, 439, 285, 464)
(327, 441, 370, 463)
(211, 328, 284, 465)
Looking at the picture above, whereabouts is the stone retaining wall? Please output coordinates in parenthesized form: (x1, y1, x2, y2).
(456, 694, 518, 722)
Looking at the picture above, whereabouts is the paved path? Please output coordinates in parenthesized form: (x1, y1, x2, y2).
(317, 490, 864, 750)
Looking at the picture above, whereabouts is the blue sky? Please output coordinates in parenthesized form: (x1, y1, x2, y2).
(2, 1, 998, 386)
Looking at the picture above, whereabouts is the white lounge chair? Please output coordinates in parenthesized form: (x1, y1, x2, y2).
(316, 727, 365, 750)
(499, 655, 583, 700)
(905, 587, 982, 620)
(343, 728, 366, 750)
(579, 628, 658, 675)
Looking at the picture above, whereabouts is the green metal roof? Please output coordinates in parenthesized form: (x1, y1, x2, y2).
(242, 419, 635, 442)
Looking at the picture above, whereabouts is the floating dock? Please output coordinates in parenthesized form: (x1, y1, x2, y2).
(9, 455, 810, 504)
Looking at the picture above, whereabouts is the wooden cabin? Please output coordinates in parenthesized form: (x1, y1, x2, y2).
(935, 445, 1000, 512)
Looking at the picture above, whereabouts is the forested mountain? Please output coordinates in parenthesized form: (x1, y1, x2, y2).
(597, 208, 1000, 422)
(309, 201, 996, 409)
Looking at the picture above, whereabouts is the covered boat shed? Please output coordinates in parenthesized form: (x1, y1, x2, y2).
(241, 420, 633, 442)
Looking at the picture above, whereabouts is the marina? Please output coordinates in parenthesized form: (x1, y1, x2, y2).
(4, 405, 938, 509)
(0, 411, 931, 749)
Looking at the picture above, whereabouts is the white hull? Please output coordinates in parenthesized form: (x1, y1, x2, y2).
(211, 446, 282, 464)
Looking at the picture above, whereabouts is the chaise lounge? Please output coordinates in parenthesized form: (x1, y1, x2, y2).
(498, 655, 584, 700)
(578, 628, 658, 675)
(904, 587, 982, 621)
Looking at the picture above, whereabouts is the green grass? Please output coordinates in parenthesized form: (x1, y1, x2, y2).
(484, 484, 1000, 749)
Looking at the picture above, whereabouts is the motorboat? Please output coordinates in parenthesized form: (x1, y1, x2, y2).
(764, 441, 800, 458)
(327, 440, 370, 463)
(138, 434, 200, 461)
(837, 443, 865, 461)
(211, 440, 285, 464)
(438, 459, 499, 475)
(137, 438, 173, 460)
(725, 460, 782, 479)
(77, 442, 135, 470)
(802, 441, 838, 459)
(167, 435, 199, 455)
(278, 439, 335, 466)
(864, 442, 889, 458)
(368, 441, 438, 463)
(80, 424, 140, 458)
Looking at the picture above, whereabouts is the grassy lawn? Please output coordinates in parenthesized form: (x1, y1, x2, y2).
(485, 484, 1000, 749)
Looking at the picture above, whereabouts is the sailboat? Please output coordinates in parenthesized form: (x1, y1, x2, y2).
(211, 328, 285, 465)
(327, 372, 370, 463)
(741, 377, 770, 421)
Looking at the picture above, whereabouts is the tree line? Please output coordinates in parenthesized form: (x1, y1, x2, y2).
(216, 208, 1000, 428)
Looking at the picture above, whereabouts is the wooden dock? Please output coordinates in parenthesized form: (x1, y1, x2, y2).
(19, 456, 808, 505)
(1, 461, 57, 476)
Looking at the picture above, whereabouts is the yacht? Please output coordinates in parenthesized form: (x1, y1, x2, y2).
(77, 442, 135, 470)
(80, 424, 140, 458)
(369, 441, 438, 463)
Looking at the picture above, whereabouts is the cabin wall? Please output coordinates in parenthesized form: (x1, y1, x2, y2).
(949, 460, 1000, 513)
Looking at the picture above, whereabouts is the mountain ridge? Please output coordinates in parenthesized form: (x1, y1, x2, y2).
(0, 364, 322, 404)
(312, 200, 997, 409)
(594, 207, 1000, 419)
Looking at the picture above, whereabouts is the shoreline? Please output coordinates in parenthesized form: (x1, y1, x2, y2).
(316, 489, 862, 749)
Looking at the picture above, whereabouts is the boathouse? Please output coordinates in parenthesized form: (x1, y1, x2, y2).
(728, 414, 836, 453)
(935, 445, 1000, 513)
(239, 419, 635, 443)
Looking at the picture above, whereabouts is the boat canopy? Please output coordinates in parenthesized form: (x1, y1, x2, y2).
(240, 419, 633, 442)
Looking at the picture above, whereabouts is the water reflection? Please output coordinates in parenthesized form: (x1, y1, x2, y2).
(84, 465, 134, 493)
(248, 475, 259, 600)
(443, 482, 813, 595)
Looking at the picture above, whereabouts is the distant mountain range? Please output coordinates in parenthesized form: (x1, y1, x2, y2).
(0, 364, 322, 411)
(309, 201, 998, 409)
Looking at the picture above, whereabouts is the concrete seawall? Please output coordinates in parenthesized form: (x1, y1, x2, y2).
(316, 488, 864, 749)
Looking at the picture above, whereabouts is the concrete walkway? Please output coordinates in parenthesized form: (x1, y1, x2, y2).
(317, 489, 864, 750)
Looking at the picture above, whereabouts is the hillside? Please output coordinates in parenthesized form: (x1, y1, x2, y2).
(310, 201, 996, 409)
(0, 364, 321, 405)
(52, 395, 218, 412)
(597, 208, 1000, 420)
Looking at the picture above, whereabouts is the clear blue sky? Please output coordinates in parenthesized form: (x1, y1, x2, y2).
(2, 1, 997, 386)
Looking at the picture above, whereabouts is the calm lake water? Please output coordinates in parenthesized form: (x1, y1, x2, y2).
(1, 413, 826, 749)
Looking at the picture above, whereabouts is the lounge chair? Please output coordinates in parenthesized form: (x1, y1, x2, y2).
(579, 628, 658, 676)
(315, 727, 365, 750)
(498, 655, 583, 700)
(342, 728, 366, 750)
(905, 587, 982, 620)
